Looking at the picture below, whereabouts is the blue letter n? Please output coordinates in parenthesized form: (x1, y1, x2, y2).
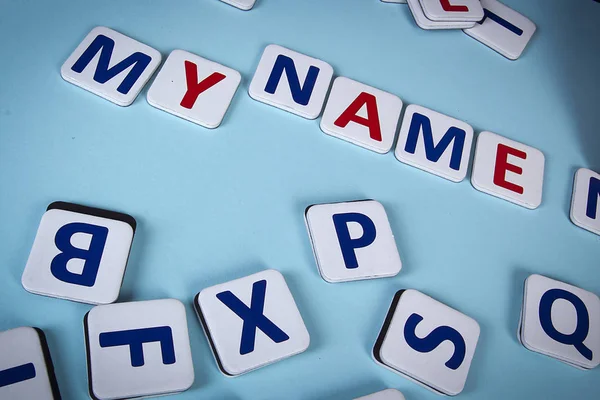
(51, 223, 108, 287)
(404, 113, 466, 171)
(99, 326, 176, 367)
(217, 279, 289, 355)
(264, 54, 320, 106)
(71, 34, 152, 95)
(586, 177, 600, 219)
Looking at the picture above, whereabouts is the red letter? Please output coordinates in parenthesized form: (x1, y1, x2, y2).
(440, 0, 469, 12)
(494, 144, 527, 194)
(180, 61, 226, 109)
(334, 92, 382, 142)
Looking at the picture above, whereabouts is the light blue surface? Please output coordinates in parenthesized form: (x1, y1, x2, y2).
(1, 0, 599, 398)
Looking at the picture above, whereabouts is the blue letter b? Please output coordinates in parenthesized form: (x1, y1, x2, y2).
(51, 222, 108, 287)
(333, 213, 377, 269)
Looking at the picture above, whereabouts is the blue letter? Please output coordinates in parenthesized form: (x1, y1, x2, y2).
(478, 9, 524, 36)
(99, 326, 176, 367)
(50, 223, 108, 287)
(404, 113, 466, 171)
(333, 213, 377, 269)
(71, 34, 152, 95)
(264, 54, 320, 106)
(0, 363, 36, 388)
(404, 313, 466, 370)
(586, 177, 600, 219)
(539, 289, 592, 360)
(217, 279, 289, 355)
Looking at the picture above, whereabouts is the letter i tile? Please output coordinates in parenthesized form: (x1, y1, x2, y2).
(147, 50, 241, 129)
(305, 200, 402, 283)
(194, 269, 310, 376)
(21, 202, 136, 305)
(518, 274, 600, 370)
(84, 299, 195, 399)
(373, 290, 480, 395)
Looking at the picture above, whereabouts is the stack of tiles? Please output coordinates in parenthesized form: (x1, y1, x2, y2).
(373, 290, 480, 395)
(518, 274, 600, 370)
(305, 200, 402, 283)
(84, 299, 195, 399)
(354, 389, 406, 400)
(22, 202, 136, 305)
(194, 269, 310, 376)
(406, 0, 483, 30)
(0, 327, 61, 400)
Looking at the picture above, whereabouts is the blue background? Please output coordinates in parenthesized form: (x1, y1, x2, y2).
(1, 0, 599, 398)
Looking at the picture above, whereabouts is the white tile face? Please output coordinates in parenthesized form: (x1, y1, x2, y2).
(354, 389, 406, 400)
(395, 104, 474, 182)
(0, 328, 60, 400)
(85, 299, 195, 399)
(419, 0, 484, 22)
(320, 77, 403, 154)
(219, 0, 256, 10)
(407, 0, 476, 30)
(61, 27, 162, 106)
(570, 168, 600, 236)
(248, 44, 334, 119)
(378, 290, 480, 396)
(305, 200, 402, 283)
(147, 50, 241, 129)
(521, 275, 600, 369)
(463, 0, 536, 60)
(22, 202, 135, 305)
(471, 131, 545, 209)
(196, 269, 310, 376)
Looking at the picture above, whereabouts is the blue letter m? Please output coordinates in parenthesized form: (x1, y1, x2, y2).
(217, 279, 289, 355)
(71, 34, 152, 95)
(404, 113, 467, 171)
(264, 55, 320, 106)
(99, 326, 176, 367)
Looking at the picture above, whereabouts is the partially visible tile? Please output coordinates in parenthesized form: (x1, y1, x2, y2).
(464, 0, 536, 60)
(147, 50, 241, 128)
(407, 0, 476, 29)
(249, 44, 334, 119)
(354, 388, 406, 400)
(61, 27, 161, 106)
(570, 168, 600, 236)
(419, 0, 484, 22)
(219, 0, 256, 10)
(320, 77, 403, 154)
(471, 131, 545, 209)
(0, 327, 61, 399)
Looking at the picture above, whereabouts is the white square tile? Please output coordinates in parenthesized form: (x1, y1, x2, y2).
(519, 274, 600, 370)
(219, 0, 256, 10)
(373, 290, 480, 396)
(570, 168, 600, 236)
(419, 0, 484, 22)
(407, 0, 476, 30)
(22, 202, 135, 305)
(354, 388, 406, 400)
(395, 104, 474, 182)
(248, 44, 334, 119)
(463, 0, 536, 60)
(195, 269, 310, 376)
(0, 327, 61, 400)
(147, 50, 241, 129)
(471, 131, 545, 209)
(61, 26, 162, 106)
(320, 77, 403, 154)
(305, 200, 402, 283)
(85, 299, 195, 399)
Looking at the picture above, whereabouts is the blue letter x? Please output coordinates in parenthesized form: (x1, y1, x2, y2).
(217, 279, 290, 355)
